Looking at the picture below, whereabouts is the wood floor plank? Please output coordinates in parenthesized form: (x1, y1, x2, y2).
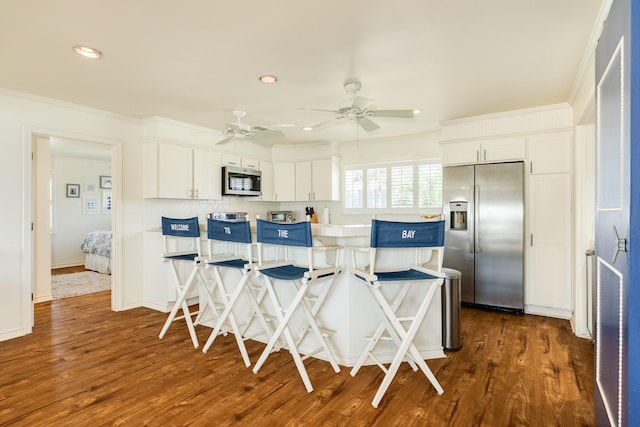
(0, 292, 594, 426)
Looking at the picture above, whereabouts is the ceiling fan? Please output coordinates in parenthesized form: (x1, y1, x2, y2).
(301, 80, 418, 132)
(216, 110, 284, 146)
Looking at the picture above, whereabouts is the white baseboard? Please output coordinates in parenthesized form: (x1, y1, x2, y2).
(525, 304, 572, 319)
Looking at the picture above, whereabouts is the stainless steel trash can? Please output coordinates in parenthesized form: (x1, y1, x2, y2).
(441, 267, 462, 351)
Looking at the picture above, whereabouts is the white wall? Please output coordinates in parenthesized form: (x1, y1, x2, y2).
(0, 89, 144, 341)
(51, 156, 112, 267)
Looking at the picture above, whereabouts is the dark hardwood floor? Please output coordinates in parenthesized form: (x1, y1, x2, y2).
(51, 265, 88, 275)
(0, 292, 594, 426)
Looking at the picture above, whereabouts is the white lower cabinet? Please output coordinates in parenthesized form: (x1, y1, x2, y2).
(526, 173, 572, 318)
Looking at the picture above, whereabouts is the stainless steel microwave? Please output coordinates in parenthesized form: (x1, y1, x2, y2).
(222, 166, 261, 196)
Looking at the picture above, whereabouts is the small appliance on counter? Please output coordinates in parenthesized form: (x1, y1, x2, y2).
(208, 212, 248, 222)
(267, 210, 294, 223)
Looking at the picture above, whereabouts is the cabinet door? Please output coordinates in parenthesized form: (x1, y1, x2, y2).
(295, 161, 312, 201)
(193, 148, 221, 200)
(242, 157, 259, 169)
(158, 143, 193, 199)
(441, 142, 481, 165)
(221, 153, 241, 167)
(528, 132, 572, 174)
(273, 162, 295, 201)
(527, 173, 572, 316)
(482, 137, 525, 162)
(311, 158, 336, 200)
(259, 160, 274, 201)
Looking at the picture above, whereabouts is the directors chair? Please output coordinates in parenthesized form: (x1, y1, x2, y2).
(251, 218, 342, 393)
(200, 218, 273, 367)
(350, 218, 446, 408)
(158, 216, 204, 349)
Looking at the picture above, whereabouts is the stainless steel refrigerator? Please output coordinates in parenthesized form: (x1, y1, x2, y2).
(443, 162, 524, 312)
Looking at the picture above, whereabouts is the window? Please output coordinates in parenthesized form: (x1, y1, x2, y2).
(344, 160, 443, 211)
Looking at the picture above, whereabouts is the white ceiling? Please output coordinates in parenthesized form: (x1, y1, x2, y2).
(0, 0, 604, 145)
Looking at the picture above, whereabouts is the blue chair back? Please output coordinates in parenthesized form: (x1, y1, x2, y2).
(370, 219, 444, 249)
(161, 217, 200, 238)
(207, 218, 252, 243)
(256, 219, 313, 247)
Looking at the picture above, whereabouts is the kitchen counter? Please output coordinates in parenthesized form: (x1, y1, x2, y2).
(143, 221, 444, 366)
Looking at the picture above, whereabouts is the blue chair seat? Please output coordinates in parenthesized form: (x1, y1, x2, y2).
(164, 253, 199, 262)
(260, 264, 308, 281)
(206, 258, 248, 269)
(376, 269, 439, 282)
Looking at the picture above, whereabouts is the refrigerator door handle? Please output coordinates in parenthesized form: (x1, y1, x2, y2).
(475, 185, 480, 253)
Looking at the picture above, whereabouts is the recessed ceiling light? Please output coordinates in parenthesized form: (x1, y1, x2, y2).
(302, 126, 313, 131)
(73, 45, 102, 59)
(413, 109, 423, 114)
(259, 74, 278, 84)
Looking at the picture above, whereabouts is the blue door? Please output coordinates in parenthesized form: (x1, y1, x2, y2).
(594, 0, 640, 425)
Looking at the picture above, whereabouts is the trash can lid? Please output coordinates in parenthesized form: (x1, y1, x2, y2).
(441, 267, 462, 279)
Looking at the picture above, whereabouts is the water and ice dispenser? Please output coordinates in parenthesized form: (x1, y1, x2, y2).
(449, 201, 468, 230)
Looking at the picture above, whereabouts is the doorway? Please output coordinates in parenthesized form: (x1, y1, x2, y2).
(30, 129, 122, 319)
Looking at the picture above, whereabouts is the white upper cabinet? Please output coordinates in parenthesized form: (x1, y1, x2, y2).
(221, 153, 241, 167)
(258, 160, 274, 201)
(242, 157, 259, 169)
(193, 148, 222, 200)
(144, 141, 221, 200)
(273, 162, 295, 202)
(221, 153, 259, 170)
(294, 157, 340, 201)
(442, 137, 526, 165)
(527, 131, 572, 174)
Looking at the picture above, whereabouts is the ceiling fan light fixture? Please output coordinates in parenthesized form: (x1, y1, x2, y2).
(72, 45, 102, 59)
(259, 74, 278, 84)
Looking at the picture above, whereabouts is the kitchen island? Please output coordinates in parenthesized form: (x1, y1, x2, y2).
(144, 222, 445, 366)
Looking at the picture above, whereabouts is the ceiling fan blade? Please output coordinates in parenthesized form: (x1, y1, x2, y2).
(358, 117, 380, 132)
(254, 128, 285, 138)
(298, 107, 340, 114)
(215, 136, 234, 145)
(351, 96, 375, 111)
(369, 109, 415, 118)
(307, 117, 340, 130)
(249, 136, 274, 147)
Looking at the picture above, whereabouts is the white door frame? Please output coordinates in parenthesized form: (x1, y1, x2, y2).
(22, 125, 123, 332)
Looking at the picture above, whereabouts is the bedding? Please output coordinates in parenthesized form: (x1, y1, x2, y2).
(81, 230, 112, 274)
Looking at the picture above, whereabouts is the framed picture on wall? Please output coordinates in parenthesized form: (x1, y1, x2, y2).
(66, 184, 80, 198)
(85, 182, 97, 193)
(102, 190, 112, 213)
(83, 197, 99, 215)
(100, 175, 112, 189)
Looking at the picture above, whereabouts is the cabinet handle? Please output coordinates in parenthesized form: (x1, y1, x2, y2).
(308, 192, 311, 200)
(476, 150, 480, 162)
(483, 148, 487, 161)
(530, 161, 533, 174)
(530, 234, 533, 247)
(195, 188, 199, 199)
(475, 185, 480, 253)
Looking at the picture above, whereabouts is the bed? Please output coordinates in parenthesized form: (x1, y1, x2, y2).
(80, 230, 112, 274)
